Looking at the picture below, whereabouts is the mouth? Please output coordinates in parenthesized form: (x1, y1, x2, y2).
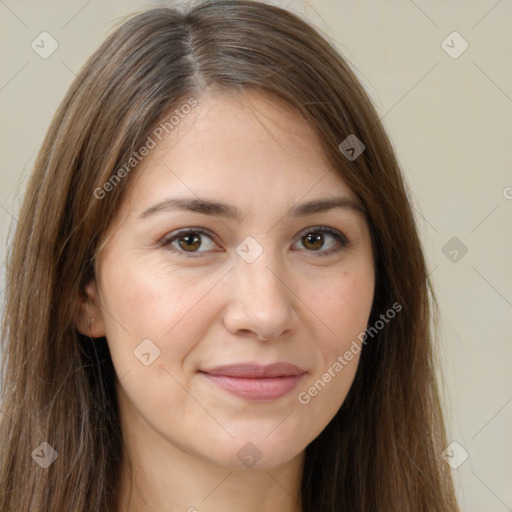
(199, 363, 307, 401)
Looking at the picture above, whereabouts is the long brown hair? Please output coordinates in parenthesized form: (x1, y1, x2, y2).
(0, 1, 459, 510)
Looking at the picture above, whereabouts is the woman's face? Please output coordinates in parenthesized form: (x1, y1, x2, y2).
(90, 89, 375, 469)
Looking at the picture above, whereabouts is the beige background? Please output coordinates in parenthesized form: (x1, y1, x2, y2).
(1, 0, 511, 509)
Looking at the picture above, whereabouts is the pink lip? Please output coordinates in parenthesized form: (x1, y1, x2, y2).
(200, 363, 307, 401)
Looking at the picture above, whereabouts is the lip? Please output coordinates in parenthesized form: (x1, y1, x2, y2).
(200, 363, 307, 401)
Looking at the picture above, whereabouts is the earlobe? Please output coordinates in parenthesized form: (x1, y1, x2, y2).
(75, 280, 107, 338)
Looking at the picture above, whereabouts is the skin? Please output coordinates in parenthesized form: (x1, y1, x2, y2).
(77, 88, 375, 512)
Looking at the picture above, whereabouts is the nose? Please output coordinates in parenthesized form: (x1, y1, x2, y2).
(222, 253, 297, 341)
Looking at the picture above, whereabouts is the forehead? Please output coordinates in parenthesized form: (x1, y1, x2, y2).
(121, 88, 358, 213)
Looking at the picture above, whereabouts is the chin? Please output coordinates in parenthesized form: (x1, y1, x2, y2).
(195, 431, 308, 471)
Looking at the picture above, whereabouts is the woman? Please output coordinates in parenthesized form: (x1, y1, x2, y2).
(0, 1, 460, 510)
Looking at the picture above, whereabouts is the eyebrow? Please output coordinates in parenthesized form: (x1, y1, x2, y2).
(138, 196, 366, 220)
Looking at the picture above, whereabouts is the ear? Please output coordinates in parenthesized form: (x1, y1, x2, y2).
(75, 280, 107, 338)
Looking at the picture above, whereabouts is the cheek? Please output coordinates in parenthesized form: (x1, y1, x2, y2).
(309, 267, 374, 348)
(99, 256, 225, 366)
(292, 270, 373, 437)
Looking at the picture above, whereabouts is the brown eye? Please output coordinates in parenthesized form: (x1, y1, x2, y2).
(163, 228, 218, 258)
(177, 233, 202, 252)
(294, 227, 348, 256)
(302, 232, 324, 251)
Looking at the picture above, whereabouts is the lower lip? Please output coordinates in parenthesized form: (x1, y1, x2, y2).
(202, 373, 305, 401)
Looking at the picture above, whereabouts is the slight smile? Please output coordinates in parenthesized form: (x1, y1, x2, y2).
(200, 363, 308, 401)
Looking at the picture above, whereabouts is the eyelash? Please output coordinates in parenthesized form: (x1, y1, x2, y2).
(161, 226, 349, 259)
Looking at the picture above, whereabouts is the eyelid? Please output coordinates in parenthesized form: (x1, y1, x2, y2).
(161, 225, 349, 258)
(296, 225, 349, 246)
(293, 225, 349, 257)
(161, 227, 220, 258)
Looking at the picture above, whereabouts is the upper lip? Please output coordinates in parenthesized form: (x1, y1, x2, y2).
(200, 363, 306, 378)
